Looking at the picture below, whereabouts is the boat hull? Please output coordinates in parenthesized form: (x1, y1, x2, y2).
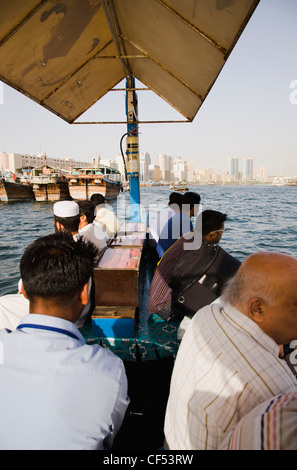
(169, 186, 189, 191)
(33, 181, 71, 202)
(67, 178, 122, 200)
(0, 180, 35, 201)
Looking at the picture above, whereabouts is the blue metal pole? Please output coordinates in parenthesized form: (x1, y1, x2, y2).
(125, 76, 141, 222)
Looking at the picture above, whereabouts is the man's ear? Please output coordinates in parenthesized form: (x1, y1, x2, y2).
(208, 231, 217, 242)
(80, 282, 89, 306)
(21, 287, 28, 300)
(55, 221, 63, 232)
(248, 298, 264, 323)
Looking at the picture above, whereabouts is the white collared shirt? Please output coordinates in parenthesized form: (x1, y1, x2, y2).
(164, 300, 297, 450)
(150, 206, 176, 243)
(94, 207, 121, 239)
(0, 314, 129, 450)
(79, 222, 108, 251)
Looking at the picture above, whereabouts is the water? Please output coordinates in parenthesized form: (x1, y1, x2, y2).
(1, 184, 297, 296)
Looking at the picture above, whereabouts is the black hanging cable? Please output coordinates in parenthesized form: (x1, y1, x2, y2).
(120, 132, 128, 181)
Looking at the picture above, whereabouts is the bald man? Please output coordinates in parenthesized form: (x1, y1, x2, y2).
(164, 252, 297, 450)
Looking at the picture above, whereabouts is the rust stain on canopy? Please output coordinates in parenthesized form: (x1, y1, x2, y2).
(0, 0, 260, 123)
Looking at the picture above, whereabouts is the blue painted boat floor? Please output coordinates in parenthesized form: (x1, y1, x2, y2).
(81, 247, 180, 449)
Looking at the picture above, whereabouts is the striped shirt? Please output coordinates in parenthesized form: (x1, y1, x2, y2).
(147, 235, 190, 314)
(219, 391, 297, 450)
(164, 300, 297, 450)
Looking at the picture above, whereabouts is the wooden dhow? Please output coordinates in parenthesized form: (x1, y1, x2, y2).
(30, 165, 71, 202)
(0, 171, 34, 202)
(65, 164, 122, 200)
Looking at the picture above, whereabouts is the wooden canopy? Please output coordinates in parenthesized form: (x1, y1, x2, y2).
(0, 0, 260, 123)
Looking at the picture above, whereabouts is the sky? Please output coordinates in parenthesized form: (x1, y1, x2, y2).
(1, 0, 297, 176)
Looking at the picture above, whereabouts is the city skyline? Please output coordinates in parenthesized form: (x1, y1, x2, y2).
(1, 1, 297, 176)
(1, 149, 276, 184)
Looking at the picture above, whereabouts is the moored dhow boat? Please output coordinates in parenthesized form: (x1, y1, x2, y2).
(65, 164, 122, 200)
(31, 165, 71, 202)
(0, 170, 34, 202)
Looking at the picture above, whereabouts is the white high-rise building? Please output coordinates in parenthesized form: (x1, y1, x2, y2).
(140, 157, 149, 182)
(256, 166, 267, 183)
(173, 157, 188, 182)
(157, 154, 173, 182)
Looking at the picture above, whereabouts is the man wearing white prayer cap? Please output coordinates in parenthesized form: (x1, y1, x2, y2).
(0, 200, 91, 331)
(53, 201, 80, 240)
(52, 200, 94, 326)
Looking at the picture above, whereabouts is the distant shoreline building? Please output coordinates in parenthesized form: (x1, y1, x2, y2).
(0, 151, 90, 175)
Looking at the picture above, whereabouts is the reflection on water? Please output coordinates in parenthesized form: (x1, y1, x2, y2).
(1, 185, 297, 296)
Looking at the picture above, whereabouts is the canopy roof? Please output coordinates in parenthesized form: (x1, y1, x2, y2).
(0, 0, 260, 123)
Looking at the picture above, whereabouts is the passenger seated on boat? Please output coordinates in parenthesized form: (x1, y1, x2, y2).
(164, 252, 297, 451)
(148, 192, 182, 249)
(218, 391, 297, 450)
(53, 201, 95, 327)
(0, 202, 94, 332)
(0, 233, 129, 450)
(53, 200, 81, 240)
(77, 200, 108, 252)
(156, 191, 200, 258)
(91, 193, 121, 239)
(148, 210, 229, 321)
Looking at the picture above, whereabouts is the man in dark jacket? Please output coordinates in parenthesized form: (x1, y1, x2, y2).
(148, 210, 240, 326)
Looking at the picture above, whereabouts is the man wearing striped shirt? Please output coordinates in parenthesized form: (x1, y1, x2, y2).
(164, 252, 297, 450)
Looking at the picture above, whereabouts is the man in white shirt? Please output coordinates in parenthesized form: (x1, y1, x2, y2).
(0, 201, 94, 331)
(0, 232, 129, 450)
(53, 200, 81, 239)
(149, 192, 182, 247)
(156, 191, 200, 258)
(164, 252, 297, 450)
(77, 199, 107, 252)
(91, 193, 121, 239)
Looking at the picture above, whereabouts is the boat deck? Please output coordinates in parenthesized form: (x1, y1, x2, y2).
(80, 247, 181, 449)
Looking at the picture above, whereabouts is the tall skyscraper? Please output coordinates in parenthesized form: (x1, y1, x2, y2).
(243, 158, 254, 180)
(227, 157, 239, 180)
(157, 154, 173, 171)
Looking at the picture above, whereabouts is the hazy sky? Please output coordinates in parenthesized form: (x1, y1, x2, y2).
(1, 0, 297, 176)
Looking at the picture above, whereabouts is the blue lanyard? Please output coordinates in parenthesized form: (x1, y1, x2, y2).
(17, 323, 80, 341)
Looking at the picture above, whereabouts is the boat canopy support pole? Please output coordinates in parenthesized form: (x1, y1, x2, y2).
(126, 76, 141, 222)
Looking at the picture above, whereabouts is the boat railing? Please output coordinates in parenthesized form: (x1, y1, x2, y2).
(30, 175, 60, 184)
(104, 173, 122, 183)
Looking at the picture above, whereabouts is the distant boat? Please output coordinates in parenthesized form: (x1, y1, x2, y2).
(65, 164, 122, 200)
(0, 170, 34, 202)
(30, 165, 71, 202)
(169, 181, 189, 191)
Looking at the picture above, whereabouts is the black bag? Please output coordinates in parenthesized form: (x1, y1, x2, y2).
(169, 243, 241, 321)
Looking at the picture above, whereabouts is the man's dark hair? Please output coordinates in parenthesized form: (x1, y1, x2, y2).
(200, 210, 227, 236)
(77, 200, 96, 224)
(182, 191, 201, 210)
(54, 214, 80, 233)
(169, 192, 183, 208)
(20, 232, 99, 306)
(90, 193, 105, 206)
